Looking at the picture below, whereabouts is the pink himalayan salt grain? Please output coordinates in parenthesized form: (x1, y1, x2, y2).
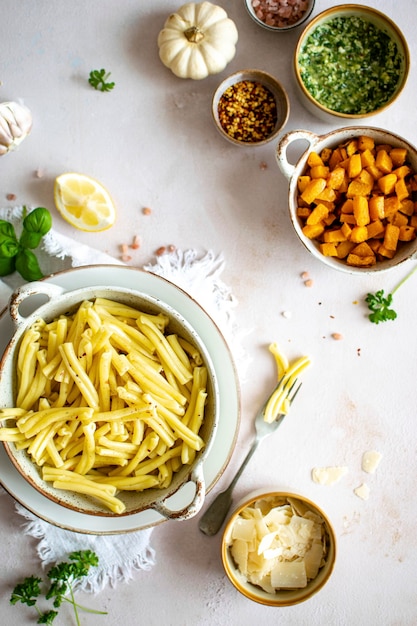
(252, 0, 309, 28)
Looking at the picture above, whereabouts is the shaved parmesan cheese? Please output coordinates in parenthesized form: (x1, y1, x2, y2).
(311, 466, 348, 485)
(227, 496, 330, 592)
(361, 450, 382, 474)
(354, 483, 370, 500)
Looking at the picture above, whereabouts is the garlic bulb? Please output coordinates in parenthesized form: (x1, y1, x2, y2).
(0, 101, 33, 155)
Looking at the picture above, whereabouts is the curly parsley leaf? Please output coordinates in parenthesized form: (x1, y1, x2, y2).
(365, 290, 397, 324)
(365, 265, 417, 324)
(10, 550, 106, 624)
(88, 68, 115, 92)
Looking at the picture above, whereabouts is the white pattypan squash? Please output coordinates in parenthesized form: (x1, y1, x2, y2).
(0, 101, 32, 156)
(158, 2, 238, 80)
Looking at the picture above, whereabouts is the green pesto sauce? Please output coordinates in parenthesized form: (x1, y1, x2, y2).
(298, 16, 403, 115)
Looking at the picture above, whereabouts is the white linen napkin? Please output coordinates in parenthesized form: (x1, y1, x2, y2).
(0, 207, 242, 592)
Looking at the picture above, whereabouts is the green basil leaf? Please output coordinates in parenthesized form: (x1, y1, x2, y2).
(0, 256, 16, 276)
(15, 248, 44, 281)
(23, 207, 52, 236)
(0, 235, 20, 258)
(0, 220, 17, 240)
(19, 230, 43, 249)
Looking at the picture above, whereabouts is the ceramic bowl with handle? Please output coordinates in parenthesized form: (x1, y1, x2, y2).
(276, 126, 417, 274)
(0, 281, 220, 521)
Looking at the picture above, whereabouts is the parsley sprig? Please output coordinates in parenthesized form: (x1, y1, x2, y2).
(10, 550, 107, 625)
(365, 265, 417, 323)
(88, 68, 115, 92)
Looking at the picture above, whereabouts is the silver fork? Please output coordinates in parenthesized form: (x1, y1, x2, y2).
(198, 379, 302, 536)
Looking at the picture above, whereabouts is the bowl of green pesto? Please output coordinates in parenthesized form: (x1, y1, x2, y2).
(294, 5, 410, 121)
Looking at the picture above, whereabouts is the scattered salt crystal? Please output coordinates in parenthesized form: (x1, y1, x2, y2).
(281, 310, 292, 319)
(331, 333, 343, 340)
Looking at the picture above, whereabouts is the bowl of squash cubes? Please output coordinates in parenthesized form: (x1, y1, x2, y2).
(276, 126, 417, 273)
(221, 490, 336, 606)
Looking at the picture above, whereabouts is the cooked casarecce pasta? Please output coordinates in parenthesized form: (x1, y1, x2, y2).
(0, 297, 209, 514)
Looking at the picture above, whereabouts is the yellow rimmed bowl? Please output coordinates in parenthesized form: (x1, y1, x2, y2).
(294, 5, 410, 122)
(221, 490, 336, 606)
(0, 280, 220, 520)
(212, 69, 290, 147)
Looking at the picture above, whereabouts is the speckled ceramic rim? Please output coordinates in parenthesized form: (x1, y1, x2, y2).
(212, 69, 290, 147)
(244, 0, 315, 32)
(221, 491, 337, 607)
(294, 5, 410, 119)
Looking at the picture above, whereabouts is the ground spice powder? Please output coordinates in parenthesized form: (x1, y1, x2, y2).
(218, 80, 277, 143)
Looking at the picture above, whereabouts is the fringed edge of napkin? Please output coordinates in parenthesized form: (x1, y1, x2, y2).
(15, 503, 156, 592)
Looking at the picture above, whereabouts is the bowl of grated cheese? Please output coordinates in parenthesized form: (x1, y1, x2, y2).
(221, 490, 336, 606)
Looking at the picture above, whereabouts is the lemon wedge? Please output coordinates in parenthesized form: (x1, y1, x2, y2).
(54, 172, 116, 232)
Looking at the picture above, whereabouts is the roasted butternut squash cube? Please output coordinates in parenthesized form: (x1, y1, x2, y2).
(377, 244, 395, 259)
(346, 140, 358, 156)
(390, 212, 408, 228)
(297, 176, 311, 193)
(351, 242, 375, 257)
(302, 223, 325, 239)
(366, 219, 385, 238)
(316, 187, 336, 202)
(341, 222, 352, 238)
(393, 165, 411, 179)
(347, 253, 376, 266)
(366, 164, 384, 180)
(306, 203, 329, 225)
(350, 225, 368, 243)
(383, 223, 400, 250)
(348, 153, 362, 179)
(296, 207, 311, 219)
(375, 149, 393, 174)
(328, 148, 344, 170)
(369, 195, 385, 220)
(310, 165, 330, 179)
(395, 177, 409, 202)
(358, 135, 375, 151)
(341, 198, 354, 213)
(353, 195, 370, 226)
(384, 196, 400, 219)
(320, 147, 332, 163)
(360, 149, 375, 168)
(319, 242, 338, 257)
(326, 167, 346, 190)
(301, 178, 327, 204)
(389, 147, 407, 167)
(339, 213, 357, 224)
(307, 151, 324, 167)
(399, 199, 414, 216)
(347, 180, 371, 197)
(336, 240, 356, 258)
(399, 225, 416, 241)
(323, 228, 347, 243)
(378, 173, 397, 195)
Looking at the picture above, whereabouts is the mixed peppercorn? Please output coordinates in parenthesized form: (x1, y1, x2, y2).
(218, 80, 277, 143)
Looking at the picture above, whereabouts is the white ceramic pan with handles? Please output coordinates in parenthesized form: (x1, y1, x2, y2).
(0, 281, 220, 521)
(276, 126, 417, 274)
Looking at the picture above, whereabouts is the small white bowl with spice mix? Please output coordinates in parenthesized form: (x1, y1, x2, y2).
(212, 69, 289, 147)
(245, 0, 315, 31)
(294, 5, 410, 122)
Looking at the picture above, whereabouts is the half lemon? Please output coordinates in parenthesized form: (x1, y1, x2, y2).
(54, 172, 116, 232)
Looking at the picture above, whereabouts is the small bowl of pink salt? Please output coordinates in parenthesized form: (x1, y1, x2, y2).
(245, 0, 315, 31)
